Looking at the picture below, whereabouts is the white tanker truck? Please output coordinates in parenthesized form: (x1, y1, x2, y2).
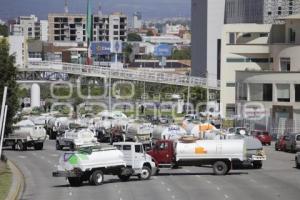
(56, 128, 97, 151)
(46, 117, 71, 139)
(4, 120, 46, 151)
(125, 122, 154, 144)
(148, 139, 247, 175)
(152, 125, 187, 141)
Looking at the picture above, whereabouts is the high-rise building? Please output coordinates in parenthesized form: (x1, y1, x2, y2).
(10, 15, 43, 40)
(225, 0, 300, 24)
(133, 12, 142, 29)
(191, 0, 225, 82)
(48, 13, 127, 44)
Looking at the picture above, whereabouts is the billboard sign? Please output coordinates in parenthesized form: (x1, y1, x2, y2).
(90, 41, 111, 56)
(154, 44, 172, 57)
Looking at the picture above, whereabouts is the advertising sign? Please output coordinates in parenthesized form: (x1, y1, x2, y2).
(154, 44, 172, 57)
(90, 41, 111, 55)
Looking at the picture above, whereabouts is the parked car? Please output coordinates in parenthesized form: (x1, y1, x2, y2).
(295, 153, 300, 169)
(275, 135, 289, 151)
(251, 130, 272, 146)
(284, 133, 300, 153)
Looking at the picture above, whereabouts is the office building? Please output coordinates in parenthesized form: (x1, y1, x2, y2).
(10, 15, 42, 40)
(48, 12, 127, 44)
(191, 0, 225, 83)
(133, 12, 142, 29)
(225, 0, 300, 24)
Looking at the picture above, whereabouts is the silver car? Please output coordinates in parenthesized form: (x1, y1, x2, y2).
(285, 133, 300, 153)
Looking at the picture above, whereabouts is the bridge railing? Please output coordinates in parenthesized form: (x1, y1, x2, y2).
(26, 61, 220, 89)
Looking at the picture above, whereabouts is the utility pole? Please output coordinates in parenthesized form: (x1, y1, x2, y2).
(0, 87, 8, 158)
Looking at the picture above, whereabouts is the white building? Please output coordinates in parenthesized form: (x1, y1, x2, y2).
(40, 20, 48, 42)
(48, 12, 127, 44)
(10, 15, 41, 40)
(221, 14, 300, 118)
(165, 24, 187, 35)
(191, 0, 226, 83)
(8, 35, 28, 68)
(133, 12, 142, 29)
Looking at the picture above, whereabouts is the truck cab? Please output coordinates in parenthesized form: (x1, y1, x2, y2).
(147, 140, 174, 167)
(113, 142, 156, 176)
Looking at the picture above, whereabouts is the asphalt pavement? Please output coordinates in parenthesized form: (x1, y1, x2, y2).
(4, 141, 300, 200)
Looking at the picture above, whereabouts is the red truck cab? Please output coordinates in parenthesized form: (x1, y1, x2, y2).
(147, 140, 174, 167)
(251, 130, 272, 145)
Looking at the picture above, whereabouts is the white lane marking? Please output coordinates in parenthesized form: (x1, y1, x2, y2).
(167, 188, 171, 192)
(224, 194, 229, 199)
(18, 155, 26, 159)
(69, 192, 72, 196)
(120, 198, 123, 200)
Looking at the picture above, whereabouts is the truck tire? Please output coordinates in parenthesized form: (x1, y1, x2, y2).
(118, 174, 131, 182)
(17, 140, 27, 151)
(68, 177, 82, 187)
(138, 166, 151, 180)
(70, 143, 75, 151)
(213, 161, 228, 175)
(90, 170, 104, 186)
(34, 143, 43, 150)
(253, 161, 262, 169)
(296, 158, 300, 169)
(56, 142, 62, 150)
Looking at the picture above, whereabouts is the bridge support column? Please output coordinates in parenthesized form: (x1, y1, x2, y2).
(31, 83, 41, 108)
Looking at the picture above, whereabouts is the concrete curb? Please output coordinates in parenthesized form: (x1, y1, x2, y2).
(5, 160, 24, 200)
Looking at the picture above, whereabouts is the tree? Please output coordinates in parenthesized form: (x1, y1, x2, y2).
(123, 43, 133, 63)
(0, 24, 8, 37)
(0, 38, 19, 134)
(184, 86, 207, 111)
(171, 48, 191, 60)
(146, 30, 154, 36)
(127, 33, 142, 42)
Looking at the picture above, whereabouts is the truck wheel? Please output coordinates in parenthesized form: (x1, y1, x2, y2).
(213, 161, 228, 175)
(17, 140, 27, 151)
(118, 175, 131, 182)
(56, 142, 62, 150)
(138, 166, 151, 180)
(90, 170, 104, 186)
(70, 143, 75, 151)
(34, 143, 43, 150)
(296, 158, 300, 169)
(68, 177, 82, 187)
(253, 161, 262, 169)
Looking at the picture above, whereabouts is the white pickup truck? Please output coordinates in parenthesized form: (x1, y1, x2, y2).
(53, 142, 156, 186)
(56, 128, 97, 151)
(4, 120, 46, 151)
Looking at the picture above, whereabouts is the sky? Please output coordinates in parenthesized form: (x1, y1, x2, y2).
(0, 0, 190, 21)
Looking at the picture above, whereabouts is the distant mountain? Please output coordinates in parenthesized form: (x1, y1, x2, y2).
(0, 0, 190, 21)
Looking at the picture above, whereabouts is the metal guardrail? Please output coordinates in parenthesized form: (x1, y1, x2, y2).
(21, 61, 220, 90)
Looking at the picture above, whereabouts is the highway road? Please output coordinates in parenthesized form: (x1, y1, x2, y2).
(4, 141, 300, 200)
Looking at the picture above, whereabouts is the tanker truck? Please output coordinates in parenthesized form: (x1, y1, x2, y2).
(152, 125, 187, 141)
(56, 128, 97, 151)
(53, 142, 156, 186)
(126, 122, 154, 144)
(46, 117, 70, 140)
(148, 139, 247, 175)
(4, 120, 46, 151)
